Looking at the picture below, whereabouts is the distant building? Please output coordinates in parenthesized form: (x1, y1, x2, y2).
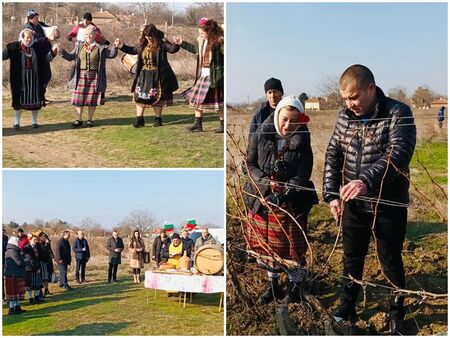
(430, 98, 448, 110)
(92, 9, 119, 25)
(305, 97, 323, 111)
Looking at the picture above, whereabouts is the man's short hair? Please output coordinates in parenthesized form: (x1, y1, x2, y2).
(63, 230, 70, 236)
(339, 64, 375, 91)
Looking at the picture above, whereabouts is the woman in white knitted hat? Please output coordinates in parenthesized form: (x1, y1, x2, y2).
(243, 95, 318, 304)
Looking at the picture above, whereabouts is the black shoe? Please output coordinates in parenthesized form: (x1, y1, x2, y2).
(72, 120, 83, 128)
(34, 296, 43, 304)
(154, 116, 162, 127)
(32, 123, 39, 128)
(187, 117, 203, 132)
(8, 307, 16, 315)
(332, 303, 357, 322)
(214, 120, 224, 133)
(29, 298, 36, 305)
(44, 289, 52, 296)
(259, 278, 284, 304)
(390, 319, 406, 335)
(14, 306, 26, 314)
(133, 116, 145, 128)
(86, 120, 94, 128)
(13, 124, 20, 130)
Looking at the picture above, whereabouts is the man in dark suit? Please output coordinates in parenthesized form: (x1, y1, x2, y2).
(106, 231, 124, 283)
(73, 231, 90, 284)
(55, 231, 72, 290)
(152, 229, 171, 268)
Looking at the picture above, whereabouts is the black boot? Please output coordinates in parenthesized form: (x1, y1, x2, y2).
(154, 116, 162, 127)
(133, 116, 145, 128)
(187, 117, 203, 132)
(214, 119, 224, 133)
(390, 319, 406, 335)
(259, 277, 283, 304)
(14, 305, 26, 314)
(44, 288, 52, 295)
(8, 307, 16, 315)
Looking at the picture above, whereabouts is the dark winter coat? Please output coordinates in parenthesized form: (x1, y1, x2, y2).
(152, 236, 171, 262)
(73, 238, 91, 261)
(55, 238, 72, 265)
(107, 237, 124, 265)
(61, 42, 118, 93)
(2, 40, 55, 109)
(24, 21, 52, 88)
(244, 113, 319, 216)
(181, 237, 195, 258)
(41, 241, 54, 274)
(194, 234, 217, 251)
(23, 244, 40, 272)
(120, 40, 179, 95)
(3, 235, 8, 265)
(4, 243, 26, 278)
(249, 102, 274, 136)
(323, 87, 417, 211)
(180, 39, 224, 89)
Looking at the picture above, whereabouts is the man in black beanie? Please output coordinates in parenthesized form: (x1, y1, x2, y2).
(248, 77, 284, 137)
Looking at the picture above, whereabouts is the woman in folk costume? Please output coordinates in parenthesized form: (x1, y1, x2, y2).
(2, 29, 58, 129)
(174, 18, 224, 133)
(60, 25, 118, 128)
(4, 236, 27, 315)
(38, 232, 54, 296)
(243, 96, 318, 304)
(23, 233, 44, 304)
(129, 230, 146, 283)
(118, 24, 180, 128)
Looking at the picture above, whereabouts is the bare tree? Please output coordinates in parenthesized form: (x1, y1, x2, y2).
(412, 86, 435, 109)
(388, 87, 409, 104)
(131, 3, 171, 25)
(185, 3, 224, 26)
(319, 75, 345, 110)
(123, 209, 156, 235)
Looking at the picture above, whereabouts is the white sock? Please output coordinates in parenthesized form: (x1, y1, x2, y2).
(14, 300, 19, 307)
(14, 110, 22, 126)
(31, 110, 38, 124)
(9, 301, 15, 309)
(35, 289, 40, 296)
(27, 291, 32, 298)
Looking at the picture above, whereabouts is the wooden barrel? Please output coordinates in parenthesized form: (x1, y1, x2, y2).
(195, 244, 224, 275)
(121, 54, 138, 74)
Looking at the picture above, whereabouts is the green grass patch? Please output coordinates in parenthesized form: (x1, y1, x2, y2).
(3, 100, 223, 168)
(2, 267, 223, 335)
(411, 142, 447, 185)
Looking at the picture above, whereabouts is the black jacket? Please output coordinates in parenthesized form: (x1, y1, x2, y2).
(152, 236, 171, 262)
(4, 243, 26, 278)
(55, 238, 72, 265)
(120, 39, 179, 95)
(249, 102, 274, 137)
(181, 237, 195, 258)
(323, 87, 417, 210)
(107, 237, 124, 265)
(23, 244, 41, 272)
(3, 235, 8, 264)
(244, 114, 319, 216)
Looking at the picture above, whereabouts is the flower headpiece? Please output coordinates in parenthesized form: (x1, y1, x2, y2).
(198, 17, 208, 27)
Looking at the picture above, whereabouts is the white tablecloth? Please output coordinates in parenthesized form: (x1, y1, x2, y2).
(144, 271, 224, 293)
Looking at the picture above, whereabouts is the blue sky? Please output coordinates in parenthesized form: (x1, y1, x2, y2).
(227, 2, 448, 103)
(3, 170, 224, 228)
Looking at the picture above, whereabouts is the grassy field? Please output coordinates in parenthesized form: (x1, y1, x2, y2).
(226, 107, 447, 335)
(2, 265, 224, 336)
(2, 87, 224, 168)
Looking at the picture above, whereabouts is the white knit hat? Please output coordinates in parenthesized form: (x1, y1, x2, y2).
(274, 95, 305, 136)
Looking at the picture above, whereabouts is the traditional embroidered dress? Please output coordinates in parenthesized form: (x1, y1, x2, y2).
(182, 39, 223, 110)
(70, 43, 105, 106)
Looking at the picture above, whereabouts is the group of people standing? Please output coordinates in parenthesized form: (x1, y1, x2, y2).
(3, 10, 224, 132)
(244, 64, 417, 334)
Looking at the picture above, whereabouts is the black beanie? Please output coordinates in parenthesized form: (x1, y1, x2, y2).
(172, 233, 180, 240)
(264, 77, 283, 94)
(83, 12, 93, 21)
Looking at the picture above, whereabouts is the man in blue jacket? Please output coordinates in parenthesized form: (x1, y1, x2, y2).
(248, 77, 284, 137)
(73, 231, 90, 284)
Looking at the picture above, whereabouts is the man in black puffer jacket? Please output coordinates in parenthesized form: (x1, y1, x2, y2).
(323, 64, 416, 334)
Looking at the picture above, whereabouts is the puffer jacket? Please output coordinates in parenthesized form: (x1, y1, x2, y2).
(243, 113, 319, 216)
(248, 101, 274, 137)
(322, 87, 416, 210)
